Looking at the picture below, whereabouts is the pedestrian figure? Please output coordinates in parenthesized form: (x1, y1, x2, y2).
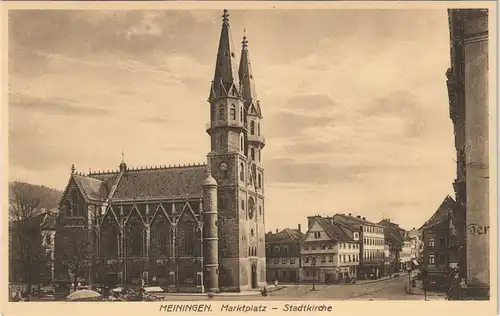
(459, 278, 467, 300)
(261, 287, 268, 297)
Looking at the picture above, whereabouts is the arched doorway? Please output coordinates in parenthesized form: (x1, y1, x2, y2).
(251, 263, 258, 289)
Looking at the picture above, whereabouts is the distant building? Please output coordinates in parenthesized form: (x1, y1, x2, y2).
(383, 242, 394, 276)
(301, 216, 360, 283)
(447, 8, 490, 299)
(333, 214, 384, 280)
(40, 209, 58, 283)
(420, 196, 456, 290)
(408, 228, 423, 262)
(265, 226, 303, 283)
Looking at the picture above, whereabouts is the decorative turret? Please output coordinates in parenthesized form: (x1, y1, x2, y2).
(119, 151, 127, 172)
(202, 169, 219, 292)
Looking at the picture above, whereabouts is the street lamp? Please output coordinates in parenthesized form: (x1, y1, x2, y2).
(311, 257, 318, 291)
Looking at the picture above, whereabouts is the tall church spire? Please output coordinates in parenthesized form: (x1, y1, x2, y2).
(238, 31, 262, 117)
(209, 9, 240, 101)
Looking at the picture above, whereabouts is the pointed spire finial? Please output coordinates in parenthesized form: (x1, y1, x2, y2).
(222, 9, 229, 24)
(71, 164, 75, 174)
(242, 27, 248, 48)
(121, 149, 125, 164)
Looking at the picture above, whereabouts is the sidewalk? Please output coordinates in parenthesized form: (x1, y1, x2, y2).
(161, 285, 286, 297)
(404, 280, 446, 300)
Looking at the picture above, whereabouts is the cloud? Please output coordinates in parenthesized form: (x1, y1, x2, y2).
(9, 94, 111, 117)
(360, 90, 428, 139)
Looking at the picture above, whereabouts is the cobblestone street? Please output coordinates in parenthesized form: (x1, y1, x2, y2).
(158, 277, 445, 301)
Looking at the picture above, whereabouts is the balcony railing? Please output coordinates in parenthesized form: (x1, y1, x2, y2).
(248, 134, 266, 144)
(206, 120, 246, 131)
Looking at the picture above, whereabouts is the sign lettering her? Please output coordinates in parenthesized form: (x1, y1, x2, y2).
(468, 224, 490, 236)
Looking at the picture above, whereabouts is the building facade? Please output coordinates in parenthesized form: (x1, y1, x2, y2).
(265, 226, 303, 283)
(54, 10, 267, 293)
(420, 196, 456, 290)
(334, 214, 384, 279)
(300, 216, 360, 283)
(408, 228, 423, 262)
(447, 8, 490, 299)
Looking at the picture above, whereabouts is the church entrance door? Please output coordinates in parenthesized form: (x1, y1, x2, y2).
(251, 264, 258, 289)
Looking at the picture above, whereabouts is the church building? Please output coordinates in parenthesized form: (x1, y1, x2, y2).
(54, 9, 267, 293)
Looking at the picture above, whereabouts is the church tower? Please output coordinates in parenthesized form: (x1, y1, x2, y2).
(206, 9, 267, 291)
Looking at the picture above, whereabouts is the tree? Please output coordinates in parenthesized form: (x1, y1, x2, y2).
(9, 181, 50, 294)
(59, 228, 95, 291)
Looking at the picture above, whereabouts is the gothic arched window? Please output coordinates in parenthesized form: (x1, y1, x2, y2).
(251, 148, 255, 160)
(71, 190, 80, 217)
(240, 109, 243, 122)
(219, 105, 225, 120)
(258, 174, 262, 189)
(258, 123, 260, 136)
(239, 163, 245, 181)
(240, 135, 244, 151)
(250, 121, 255, 135)
(230, 105, 236, 120)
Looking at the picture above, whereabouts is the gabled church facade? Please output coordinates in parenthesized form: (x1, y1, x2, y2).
(54, 9, 267, 293)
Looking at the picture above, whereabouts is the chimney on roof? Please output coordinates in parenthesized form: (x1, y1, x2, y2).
(276, 229, 278, 234)
(412, 227, 415, 230)
(298, 224, 301, 232)
(362, 217, 366, 220)
(357, 215, 361, 219)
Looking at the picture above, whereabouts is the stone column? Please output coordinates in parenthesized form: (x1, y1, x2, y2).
(203, 171, 219, 292)
(464, 23, 489, 295)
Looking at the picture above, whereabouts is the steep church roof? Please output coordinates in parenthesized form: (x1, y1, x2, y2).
(67, 163, 208, 204)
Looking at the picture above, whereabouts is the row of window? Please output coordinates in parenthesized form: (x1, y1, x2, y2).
(427, 237, 447, 248)
(363, 249, 384, 260)
(303, 242, 359, 251)
(100, 226, 199, 257)
(428, 253, 447, 265)
(272, 258, 297, 264)
(364, 237, 384, 246)
(363, 225, 384, 234)
(302, 254, 359, 264)
(217, 104, 261, 137)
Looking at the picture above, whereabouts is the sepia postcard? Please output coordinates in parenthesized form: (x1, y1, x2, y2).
(1, 1, 497, 316)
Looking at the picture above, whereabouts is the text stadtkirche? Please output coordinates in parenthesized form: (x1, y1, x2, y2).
(159, 303, 334, 313)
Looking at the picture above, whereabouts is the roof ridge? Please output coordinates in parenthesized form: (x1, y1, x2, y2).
(126, 163, 207, 172)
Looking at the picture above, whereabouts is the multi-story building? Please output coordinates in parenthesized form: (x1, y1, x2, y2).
(265, 226, 303, 283)
(383, 242, 394, 277)
(40, 209, 58, 284)
(408, 228, 423, 262)
(447, 8, 490, 299)
(54, 10, 268, 293)
(400, 235, 413, 271)
(333, 214, 384, 279)
(300, 216, 360, 283)
(420, 196, 456, 290)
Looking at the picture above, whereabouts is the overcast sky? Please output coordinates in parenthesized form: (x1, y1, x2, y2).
(8, 9, 456, 232)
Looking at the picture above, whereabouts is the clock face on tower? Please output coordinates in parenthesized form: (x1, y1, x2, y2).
(220, 162, 228, 170)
